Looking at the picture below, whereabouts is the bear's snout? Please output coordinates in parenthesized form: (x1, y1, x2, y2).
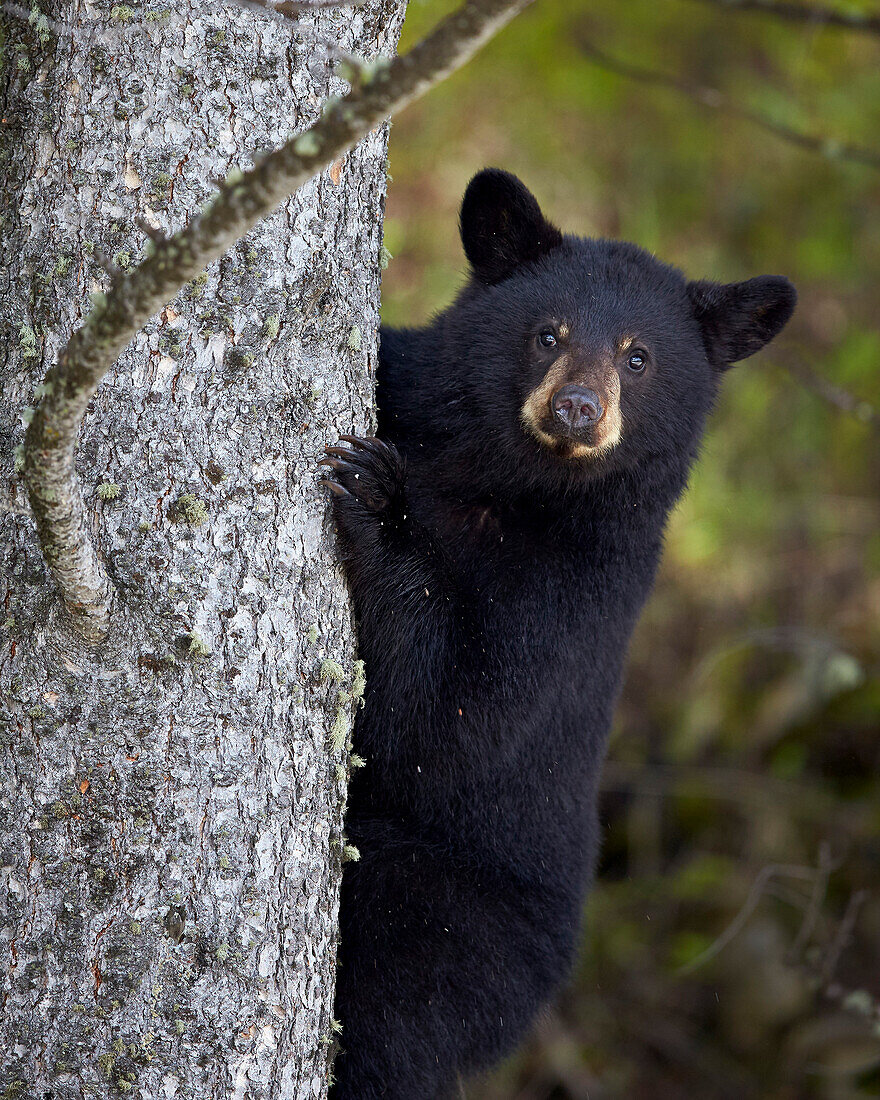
(551, 385, 604, 432)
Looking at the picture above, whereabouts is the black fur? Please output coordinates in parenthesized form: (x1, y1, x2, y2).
(459, 167, 564, 285)
(325, 171, 796, 1099)
(688, 275, 797, 366)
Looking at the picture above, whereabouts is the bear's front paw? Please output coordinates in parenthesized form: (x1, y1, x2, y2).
(320, 435, 406, 518)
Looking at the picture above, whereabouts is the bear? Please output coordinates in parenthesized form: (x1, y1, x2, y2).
(321, 168, 796, 1099)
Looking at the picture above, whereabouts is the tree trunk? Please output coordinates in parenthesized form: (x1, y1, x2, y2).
(0, 1, 405, 1094)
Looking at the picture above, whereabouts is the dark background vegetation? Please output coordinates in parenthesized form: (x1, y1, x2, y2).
(382, 2, 880, 1096)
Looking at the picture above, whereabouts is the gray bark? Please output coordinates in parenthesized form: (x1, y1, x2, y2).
(0, 0, 405, 1095)
(14, 0, 534, 646)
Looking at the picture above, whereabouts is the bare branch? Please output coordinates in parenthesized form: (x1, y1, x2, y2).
(92, 248, 122, 283)
(135, 215, 167, 245)
(22, 0, 534, 645)
(317, 43, 374, 86)
(820, 888, 868, 986)
(782, 355, 880, 433)
(662, 836, 875, 1025)
(672, 841, 873, 1021)
(689, 0, 880, 37)
(786, 880, 877, 1022)
(576, 36, 880, 171)
(788, 841, 834, 962)
(676, 861, 817, 975)
(600, 759, 872, 833)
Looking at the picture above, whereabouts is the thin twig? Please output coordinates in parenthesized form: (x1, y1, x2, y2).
(662, 842, 875, 1024)
(764, 880, 816, 908)
(135, 216, 166, 245)
(22, 0, 534, 644)
(689, 0, 880, 37)
(676, 862, 816, 974)
(676, 846, 873, 1012)
(600, 759, 871, 833)
(783, 356, 880, 432)
(788, 841, 834, 962)
(820, 889, 868, 986)
(786, 882, 877, 1021)
(689, 625, 842, 688)
(576, 36, 880, 171)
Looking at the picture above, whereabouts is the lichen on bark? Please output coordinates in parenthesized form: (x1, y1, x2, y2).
(0, 0, 405, 1094)
(17, 0, 533, 643)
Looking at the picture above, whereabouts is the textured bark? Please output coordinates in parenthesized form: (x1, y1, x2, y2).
(0, 1, 405, 1095)
(18, 0, 534, 644)
(689, 0, 880, 36)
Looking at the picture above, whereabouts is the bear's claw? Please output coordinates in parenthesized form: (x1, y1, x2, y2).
(319, 435, 406, 516)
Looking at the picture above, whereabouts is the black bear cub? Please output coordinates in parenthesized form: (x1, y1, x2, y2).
(322, 169, 796, 1099)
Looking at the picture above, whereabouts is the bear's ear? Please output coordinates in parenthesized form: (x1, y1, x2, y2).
(687, 275, 797, 369)
(460, 169, 563, 285)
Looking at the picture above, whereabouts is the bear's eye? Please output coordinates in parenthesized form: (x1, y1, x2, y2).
(627, 349, 648, 373)
(537, 331, 557, 349)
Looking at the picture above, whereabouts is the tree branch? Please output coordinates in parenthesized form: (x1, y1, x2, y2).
(689, 0, 880, 37)
(576, 35, 880, 171)
(676, 861, 817, 975)
(21, 0, 534, 645)
(675, 846, 874, 1027)
(781, 355, 880, 433)
(788, 841, 834, 962)
(600, 759, 873, 834)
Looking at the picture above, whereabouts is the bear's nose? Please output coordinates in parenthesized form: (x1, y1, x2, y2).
(551, 385, 603, 431)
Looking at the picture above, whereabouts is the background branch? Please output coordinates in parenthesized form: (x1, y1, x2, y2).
(781, 355, 880, 432)
(674, 848, 876, 1032)
(600, 760, 873, 834)
(576, 35, 880, 171)
(689, 0, 880, 37)
(676, 861, 816, 974)
(21, 0, 534, 645)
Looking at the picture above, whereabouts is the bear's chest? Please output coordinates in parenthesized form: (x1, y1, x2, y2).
(426, 498, 587, 602)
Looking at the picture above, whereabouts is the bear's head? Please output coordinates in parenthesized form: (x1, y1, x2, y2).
(439, 169, 796, 495)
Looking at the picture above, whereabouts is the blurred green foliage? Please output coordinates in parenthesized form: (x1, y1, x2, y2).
(383, 1, 880, 1096)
